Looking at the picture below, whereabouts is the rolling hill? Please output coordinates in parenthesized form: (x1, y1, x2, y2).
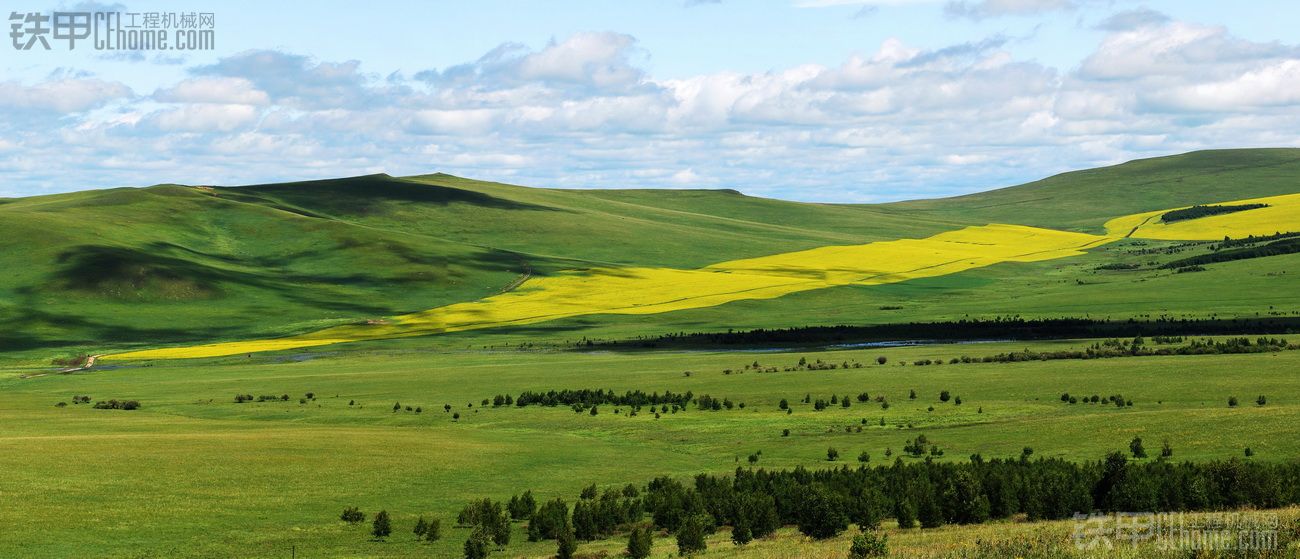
(2, 148, 1299, 361)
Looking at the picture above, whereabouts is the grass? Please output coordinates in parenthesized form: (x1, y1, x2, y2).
(6, 149, 1300, 362)
(103, 223, 1109, 360)
(3, 149, 1300, 557)
(3, 337, 1299, 557)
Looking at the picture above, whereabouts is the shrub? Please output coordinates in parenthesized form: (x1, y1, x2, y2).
(340, 506, 365, 524)
(858, 451, 870, 463)
(92, 399, 141, 410)
(827, 447, 840, 461)
(627, 524, 653, 559)
(463, 528, 490, 559)
(676, 514, 709, 555)
(939, 390, 951, 402)
(1257, 395, 1268, 406)
(894, 499, 916, 529)
(1130, 436, 1147, 459)
(527, 499, 570, 541)
(371, 510, 392, 539)
(849, 532, 889, 558)
(508, 491, 537, 521)
(414, 517, 428, 536)
(797, 485, 848, 539)
(425, 518, 442, 542)
(876, 356, 887, 365)
(556, 525, 577, 559)
(1228, 396, 1239, 407)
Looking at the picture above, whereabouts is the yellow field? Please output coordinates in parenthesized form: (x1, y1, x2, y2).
(1104, 192, 1300, 240)
(106, 224, 1110, 360)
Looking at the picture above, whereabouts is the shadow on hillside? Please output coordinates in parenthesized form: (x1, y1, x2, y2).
(222, 174, 564, 217)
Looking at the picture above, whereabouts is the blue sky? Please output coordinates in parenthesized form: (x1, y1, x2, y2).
(2, 0, 1299, 201)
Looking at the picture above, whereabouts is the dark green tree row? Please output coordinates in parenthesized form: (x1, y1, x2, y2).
(506, 453, 1300, 551)
(610, 317, 1300, 348)
(512, 389, 694, 408)
(1161, 203, 1269, 223)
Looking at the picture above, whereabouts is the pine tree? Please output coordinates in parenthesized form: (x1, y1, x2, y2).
(371, 510, 392, 539)
(556, 525, 577, 559)
(414, 516, 428, 537)
(676, 514, 709, 555)
(627, 525, 653, 559)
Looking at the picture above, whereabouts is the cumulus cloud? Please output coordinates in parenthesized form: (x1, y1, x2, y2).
(0, 77, 132, 112)
(416, 32, 646, 94)
(192, 50, 382, 109)
(5, 20, 1300, 202)
(154, 77, 270, 105)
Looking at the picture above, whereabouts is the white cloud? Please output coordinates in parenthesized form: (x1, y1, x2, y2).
(5, 21, 1300, 202)
(944, 0, 1082, 20)
(0, 77, 132, 113)
(154, 77, 270, 106)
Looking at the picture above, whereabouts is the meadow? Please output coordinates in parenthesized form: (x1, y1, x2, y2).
(3, 149, 1300, 558)
(4, 337, 1299, 557)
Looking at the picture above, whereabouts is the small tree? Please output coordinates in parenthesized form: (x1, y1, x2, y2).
(1161, 439, 1174, 458)
(849, 532, 889, 558)
(1228, 396, 1239, 407)
(414, 516, 429, 537)
(858, 451, 870, 463)
(939, 390, 951, 403)
(627, 524, 653, 559)
(1257, 395, 1267, 406)
(732, 522, 752, 545)
(372, 510, 392, 540)
(340, 506, 365, 524)
(894, 499, 916, 529)
(1130, 436, 1147, 459)
(676, 514, 709, 555)
(779, 398, 789, 410)
(876, 356, 887, 365)
(425, 518, 442, 542)
(827, 447, 840, 461)
(464, 529, 490, 559)
(556, 525, 577, 559)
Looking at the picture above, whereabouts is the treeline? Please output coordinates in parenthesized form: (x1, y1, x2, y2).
(1162, 237, 1300, 269)
(512, 389, 695, 409)
(606, 317, 1300, 349)
(1218, 231, 1300, 249)
(956, 336, 1292, 364)
(1161, 203, 1269, 223)
(468, 453, 1300, 558)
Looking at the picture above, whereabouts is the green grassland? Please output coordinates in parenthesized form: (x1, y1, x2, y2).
(3, 337, 1299, 558)
(3, 149, 1300, 557)
(4, 149, 1299, 362)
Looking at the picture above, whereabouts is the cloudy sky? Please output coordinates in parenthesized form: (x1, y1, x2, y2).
(2, 0, 1299, 201)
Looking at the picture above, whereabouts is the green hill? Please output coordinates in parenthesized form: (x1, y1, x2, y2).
(885, 148, 1300, 231)
(2, 148, 1299, 359)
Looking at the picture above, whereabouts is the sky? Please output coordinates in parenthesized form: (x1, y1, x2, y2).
(2, 0, 1299, 202)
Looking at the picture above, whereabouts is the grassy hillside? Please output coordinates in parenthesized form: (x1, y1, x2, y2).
(3, 149, 1299, 361)
(0, 183, 523, 354)
(885, 148, 1300, 232)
